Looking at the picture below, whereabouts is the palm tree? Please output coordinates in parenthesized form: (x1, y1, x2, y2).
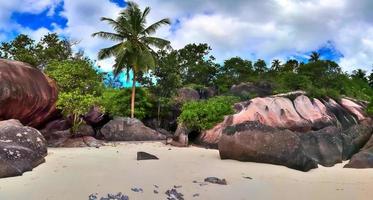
(309, 51, 320, 62)
(271, 59, 281, 71)
(92, 1, 170, 118)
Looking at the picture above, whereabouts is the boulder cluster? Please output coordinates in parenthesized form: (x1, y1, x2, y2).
(179, 95, 372, 171)
(0, 59, 372, 177)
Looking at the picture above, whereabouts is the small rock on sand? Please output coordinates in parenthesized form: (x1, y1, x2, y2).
(165, 188, 184, 200)
(136, 151, 159, 160)
(131, 187, 143, 192)
(88, 192, 129, 200)
(204, 177, 227, 185)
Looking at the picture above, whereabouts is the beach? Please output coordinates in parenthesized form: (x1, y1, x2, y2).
(0, 141, 372, 200)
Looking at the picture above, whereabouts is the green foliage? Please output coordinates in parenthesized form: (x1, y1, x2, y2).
(309, 51, 320, 62)
(178, 43, 218, 86)
(45, 59, 103, 95)
(178, 96, 239, 131)
(92, 1, 170, 118)
(151, 50, 182, 98)
(215, 57, 254, 92)
(57, 91, 100, 133)
(46, 59, 104, 132)
(101, 88, 154, 119)
(253, 59, 268, 74)
(369, 70, 373, 88)
(367, 101, 373, 116)
(0, 33, 72, 69)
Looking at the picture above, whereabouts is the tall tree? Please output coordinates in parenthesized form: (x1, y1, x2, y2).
(0, 33, 73, 69)
(177, 43, 218, 86)
(92, 1, 170, 118)
(282, 59, 299, 72)
(351, 69, 368, 82)
(309, 51, 320, 62)
(0, 34, 38, 66)
(253, 59, 267, 74)
(36, 33, 72, 70)
(271, 59, 281, 71)
(369, 69, 373, 88)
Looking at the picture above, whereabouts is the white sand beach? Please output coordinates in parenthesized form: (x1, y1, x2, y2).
(0, 142, 373, 200)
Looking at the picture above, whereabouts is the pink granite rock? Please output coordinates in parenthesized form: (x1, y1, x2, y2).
(339, 98, 367, 121)
(294, 95, 334, 129)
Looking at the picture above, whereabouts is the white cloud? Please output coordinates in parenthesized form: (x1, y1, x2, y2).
(1, 0, 372, 72)
(134, 0, 373, 72)
(0, 0, 62, 29)
(60, 0, 122, 71)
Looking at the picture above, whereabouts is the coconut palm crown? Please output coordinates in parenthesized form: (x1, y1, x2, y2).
(309, 51, 320, 62)
(92, 1, 171, 118)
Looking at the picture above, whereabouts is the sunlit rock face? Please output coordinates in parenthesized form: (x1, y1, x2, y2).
(194, 95, 369, 148)
(0, 59, 58, 127)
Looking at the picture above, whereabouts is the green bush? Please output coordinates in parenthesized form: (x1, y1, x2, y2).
(57, 91, 100, 133)
(178, 96, 239, 131)
(367, 101, 373, 116)
(45, 59, 103, 95)
(101, 88, 154, 119)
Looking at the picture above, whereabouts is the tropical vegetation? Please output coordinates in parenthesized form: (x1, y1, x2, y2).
(0, 2, 372, 133)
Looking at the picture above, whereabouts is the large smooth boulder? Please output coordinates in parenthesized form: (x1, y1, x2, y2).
(218, 121, 372, 171)
(100, 117, 166, 141)
(190, 95, 368, 149)
(230, 97, 312, 132)
(0, 119, 47, 178)
(297, 126, 343, 167)
(0, 59, 58, 127)
(218, 121, 318, 171)
(345, 135, 373, 168)
(340, 123, 373, 160)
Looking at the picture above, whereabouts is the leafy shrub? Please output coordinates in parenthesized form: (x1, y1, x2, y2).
(367, 101, 373, 116)
(178, 96, 239, 131)
(45, 59, 103, 95)
(57, 91, 100, 133)
(101, 88, 154, 119)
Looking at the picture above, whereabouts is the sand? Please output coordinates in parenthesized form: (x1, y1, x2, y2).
(1, 141, 373, 200)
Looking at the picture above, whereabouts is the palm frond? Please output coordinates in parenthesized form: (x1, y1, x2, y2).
(97, 43, 123, 60)
(91, 31, 124, 41)
(141, 18, 171, 35)
(141, 7, 151, 23)
(141, 36, 170, 49)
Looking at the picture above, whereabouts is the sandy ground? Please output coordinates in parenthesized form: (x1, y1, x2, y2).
(0, 142, 373, 200)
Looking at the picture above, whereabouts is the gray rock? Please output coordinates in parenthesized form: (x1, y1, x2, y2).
(44, 129, 71, 147)
(0, 119, 47, 178)
(218, 121, 318, 172)
(101, 117, 166, 141)
(345, 131, 373, 168)
(76, 124, 95, 137)
(204, 177, 227, 185)
(137, 151, 159, 160)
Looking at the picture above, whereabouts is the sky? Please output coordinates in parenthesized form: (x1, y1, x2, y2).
(0, 0, 372, 73)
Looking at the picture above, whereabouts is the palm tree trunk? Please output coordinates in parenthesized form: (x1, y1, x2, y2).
(131, 73, 136, 118)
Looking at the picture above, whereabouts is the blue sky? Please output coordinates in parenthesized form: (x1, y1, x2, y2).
(0, 0, 372, 77)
